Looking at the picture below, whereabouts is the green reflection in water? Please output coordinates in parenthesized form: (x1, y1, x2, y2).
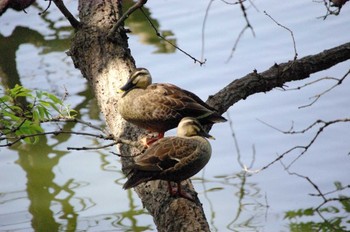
(124, 0, 176, 54)
(14, 140, 70, 231)
(284, 181, 350, 232)
(0, 2, 162, 230)
(198, 171, 267, 232)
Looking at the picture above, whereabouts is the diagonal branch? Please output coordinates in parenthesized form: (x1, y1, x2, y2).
(206, 42, 350, 114)
(53, 0, 80, 29)
(108, 0, 148, 39)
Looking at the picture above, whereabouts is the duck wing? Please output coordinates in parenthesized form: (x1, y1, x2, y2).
(150, 83, 226, 123)
(122, 137, 198, 189)
(133, 136, 198, 172)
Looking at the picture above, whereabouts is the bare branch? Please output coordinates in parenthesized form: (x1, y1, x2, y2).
(264, 11, 298, 61)
(285, 76, 340, 91)
(298, 69, 350, 108)
(67, 141, 118, 151)
(68, 138, 145, 152)
(258, 118, 350, 172)
(280, 160, 350, 226)
(226, 24, 249, 62)
(201, 0, 214, 62)
(40, 116, 109, 134)
(108, 0, 148, 39)
(227, 0, 256, 61)
(38, 0, 52, 15)
(206, 42, 350, 116)
(310, 184, 350, 197)
(227, 111, 256, 170)
(0, 130, 112, 148)
(53, 0, 80, 29)
(317, 0, 348, 19)
(140, 8, 206, 65)
(1, 119, 27, 136)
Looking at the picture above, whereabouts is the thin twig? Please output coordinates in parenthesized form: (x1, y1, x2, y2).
(53, 0, 80, 29)
(264, 11, 298, 61)
(280, 159, 350, 229)
(317, 0, 346, 19)
(1, 128, 145, 151)
(227, 0, 255, 62)
(108, 0, 148, 39)
(41, 116, 108, 134)
(110, 151, 144, 158)
(1, 119, 27, 136)
(0, 130, 113, 147)
(67, 141, 118, 150)
(140, 8, 206, 65)
(285, 77, 340, 91)
(38, 0, 52, 15)
(259, 118, 350, 172)
(201, 0, 214, 62)
(310, 185, 350, 197)
(298, 69, 350, 108)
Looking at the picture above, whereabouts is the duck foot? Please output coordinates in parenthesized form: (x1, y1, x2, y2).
(141, 132, 164, 147)
(167, 181, 194, 201)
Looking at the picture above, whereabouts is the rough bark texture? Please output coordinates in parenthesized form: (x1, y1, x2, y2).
(68, 1, 350, 231)
(207, 42, 350, 114)
(69, 1, 210, 231)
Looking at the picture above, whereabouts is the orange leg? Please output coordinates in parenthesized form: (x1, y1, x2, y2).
(142, 132, 164, 147)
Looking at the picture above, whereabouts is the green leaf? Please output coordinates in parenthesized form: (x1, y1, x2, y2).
(48, 101, 61, 113)
(339, 195, 350, 212)
(334, 181, 343, 190)
(68, 109, 77, 118)
(0, 95, 11, 103)
(44, 92, 62, 105)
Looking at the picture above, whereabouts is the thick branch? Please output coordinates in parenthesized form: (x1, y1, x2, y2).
(207, 42, 350, 113)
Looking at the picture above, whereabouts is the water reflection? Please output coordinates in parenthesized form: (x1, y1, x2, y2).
(2, 0, 349, 231)
(0, 2, 167, 230)
(123, 0, 176, 53)
(0, 26, 44, 90)
(198, 170, 267, 232)
(284, 181, 350, 231)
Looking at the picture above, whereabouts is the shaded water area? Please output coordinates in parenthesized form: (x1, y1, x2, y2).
(1, 0, 350, 231)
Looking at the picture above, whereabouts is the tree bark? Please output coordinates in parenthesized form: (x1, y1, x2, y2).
(69, 1, 210, 231)
(67, 1, 350, 231)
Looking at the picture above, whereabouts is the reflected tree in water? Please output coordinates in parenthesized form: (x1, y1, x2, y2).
(1, 0, 349, 231)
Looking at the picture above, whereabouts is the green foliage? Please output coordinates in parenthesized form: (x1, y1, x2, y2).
(0, 85, 76, 144)
(284, 182, 350, 232)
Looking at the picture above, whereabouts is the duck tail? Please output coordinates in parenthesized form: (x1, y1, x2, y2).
(197, 112, 227, 124)
(123, 170, 153, 189)
(209, 113, 227, 123)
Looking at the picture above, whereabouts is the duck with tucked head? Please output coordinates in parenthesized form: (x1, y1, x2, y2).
(118, 68, 226, 144)
(123, 117, 214, 201)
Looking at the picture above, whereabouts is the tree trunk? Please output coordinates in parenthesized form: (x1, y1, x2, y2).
(69, 1, 210, 231)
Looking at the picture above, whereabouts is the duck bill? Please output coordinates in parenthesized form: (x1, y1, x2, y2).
(199, 130, 215, 140)
(118, 79, 135, 97)
(119, 79, 135, 92)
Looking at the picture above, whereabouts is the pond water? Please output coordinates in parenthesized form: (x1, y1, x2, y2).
(1, 0, 349, 231)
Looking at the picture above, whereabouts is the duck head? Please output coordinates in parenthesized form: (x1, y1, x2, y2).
(177, 117, 215, 140)
(118, 68, 152, 97)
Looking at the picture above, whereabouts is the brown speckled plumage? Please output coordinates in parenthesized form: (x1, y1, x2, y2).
(123, 117, 213, 199)
(118, 68, 226, 135)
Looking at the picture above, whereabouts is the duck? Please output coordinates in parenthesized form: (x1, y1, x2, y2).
(123, 117, 214, 200)
(117, 68, 226, 143)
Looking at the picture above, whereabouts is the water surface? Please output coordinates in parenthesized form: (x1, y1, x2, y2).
(1, 0, 349, 231)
